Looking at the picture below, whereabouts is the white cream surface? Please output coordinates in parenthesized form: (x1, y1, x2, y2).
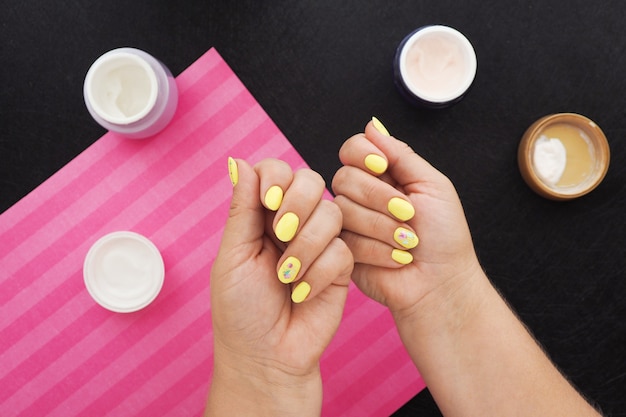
(84, 231, 164, 312)
(88, 54, 157, 124)
(101, 65, 153, 119)
(533, 135, 567, 185)
(403, 30, 470, 101)
(99, 243, 155, 299)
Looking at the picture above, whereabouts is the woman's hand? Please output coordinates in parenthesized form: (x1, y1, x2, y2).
(206, 157, 353, 417)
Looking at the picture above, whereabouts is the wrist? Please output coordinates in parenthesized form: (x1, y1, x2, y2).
(391, 261, 489, 338)
(206, 343, 322, 417)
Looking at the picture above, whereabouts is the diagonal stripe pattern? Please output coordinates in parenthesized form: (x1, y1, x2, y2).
(0, 48, 424, 417)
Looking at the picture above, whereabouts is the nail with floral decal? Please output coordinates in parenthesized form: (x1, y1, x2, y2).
(394, 227, 419, 249)
(278, 256, 301, 284)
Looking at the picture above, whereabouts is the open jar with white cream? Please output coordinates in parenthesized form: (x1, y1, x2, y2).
(518, 113, 610, 200)
(83, 48, 178, 139)
(394, 25, 477, 108)
(83, 231, 165, 313)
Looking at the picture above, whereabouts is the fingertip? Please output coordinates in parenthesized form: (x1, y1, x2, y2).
(254, 158, 293, 211)
(387, 197, 415, 222)
(365, 117, 397, 146)
(278, 255, 301, 284)
(291, 281, 311, 303)
(227, 156, 239, 186)
(337, 133, 389, 176)
(228, 157, 256, 197)
(364, 153, 388, 175)
(363, 120, 447, 186)
(391, 249, 413, 265)
(371, 116, 390, 137)
(338, 133, 367, 165)
(264, 185, 284, 211)
(220, 157, 265, 255)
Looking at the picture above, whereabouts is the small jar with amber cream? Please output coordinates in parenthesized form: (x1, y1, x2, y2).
(518, 113, 610, 200)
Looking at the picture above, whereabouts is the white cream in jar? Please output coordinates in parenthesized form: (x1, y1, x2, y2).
(533, 135, 567, 185)
(83, 231, 165, 313)
(84, 48, 178, 139)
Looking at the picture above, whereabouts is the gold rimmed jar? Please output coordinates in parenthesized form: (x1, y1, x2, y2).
(518, 113, 610, 201)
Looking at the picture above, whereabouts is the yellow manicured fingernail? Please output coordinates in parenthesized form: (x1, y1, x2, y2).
(388, 197, 415, 221)
(372, 116, 390, 136)
(278, 256, 301, 284)
(275, 212, 299, 242)
(394, 227, 419, 249)
(364, 154, 388, 174)
(392, 249, 413, 265)
(264, 185, 283, 211)
(291, 281, 311, 303)
(227, 157, 238, 186)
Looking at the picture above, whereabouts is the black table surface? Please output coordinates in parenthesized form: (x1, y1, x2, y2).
(2, 1, 625, 415)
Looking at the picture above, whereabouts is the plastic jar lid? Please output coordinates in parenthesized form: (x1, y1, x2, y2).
(83, 231, 165, 313)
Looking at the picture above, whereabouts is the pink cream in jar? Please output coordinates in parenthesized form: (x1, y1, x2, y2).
(394, 25, 477, 109)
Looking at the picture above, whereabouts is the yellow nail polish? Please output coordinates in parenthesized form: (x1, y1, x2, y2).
(278, 256, 301, 284)
(394, 227, 419, 249)
(364, 154, 388, 174)
(388, 197, 415, 221)
(264, 185, 284, 211)
(291, 281, 311, 303)
(392, 249, 413, 265)
(227, 157, 238, 186)
(372, 116, 390, 136)
(275, 212, 299, 242)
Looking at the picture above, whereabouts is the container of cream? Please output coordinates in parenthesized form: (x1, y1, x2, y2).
(83, 231, 165, 313)
(84, 47, 178, 139)
(394, 25, 477, 109)
(518, 113, 610, 200)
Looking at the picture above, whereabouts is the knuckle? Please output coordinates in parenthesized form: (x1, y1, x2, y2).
(310, 170, 326, 188)
(360, 179, 380, 204)
(330, 237, 355, 273)
(320, 199, 343, 226)
(358, 237, 379, 263)
(331, 166, 349, 194)
(370, 213, 388, 236)
(296, 168, 326, 191)
(332, 194, 348, 210)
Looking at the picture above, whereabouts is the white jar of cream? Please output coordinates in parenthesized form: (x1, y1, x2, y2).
(83, 48, 178, 139)
(83, 231, 165, 313)
(394, 25, 477, 109)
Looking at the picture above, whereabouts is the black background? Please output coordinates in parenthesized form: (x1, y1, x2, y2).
(2, 1, 625, 415)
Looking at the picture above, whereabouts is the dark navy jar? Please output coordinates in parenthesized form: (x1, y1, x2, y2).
(393, 25, 477, 109)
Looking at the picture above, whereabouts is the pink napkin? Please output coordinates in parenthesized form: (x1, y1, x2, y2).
(0, 48, 425, 416)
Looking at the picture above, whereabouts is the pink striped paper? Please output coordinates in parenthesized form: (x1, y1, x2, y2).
(0, 48, 425, 416)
